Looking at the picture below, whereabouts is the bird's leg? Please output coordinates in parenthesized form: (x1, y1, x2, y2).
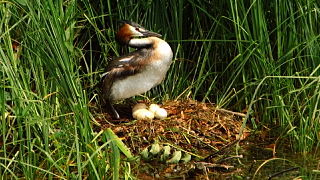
(109, 101, 120, 119)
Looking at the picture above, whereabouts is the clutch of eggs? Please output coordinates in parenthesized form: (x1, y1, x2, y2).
(132, 103, 168, 120)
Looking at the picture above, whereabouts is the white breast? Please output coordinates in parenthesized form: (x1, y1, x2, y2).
(110, 40, 173, 101)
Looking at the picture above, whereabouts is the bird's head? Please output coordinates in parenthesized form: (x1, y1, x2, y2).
(116, 20, 162, 45)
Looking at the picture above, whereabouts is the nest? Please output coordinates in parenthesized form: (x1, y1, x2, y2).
(94, 99, 249, 179)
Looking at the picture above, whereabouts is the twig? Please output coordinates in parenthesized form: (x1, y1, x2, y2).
(204, 139, 240, 161)
(217, 155, 243, 163)
(213, 107, 246, 117)
(268, 167, 299, 180)
(195, 162, 234, 170)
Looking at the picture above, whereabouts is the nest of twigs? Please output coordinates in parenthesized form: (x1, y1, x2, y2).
(94, 99, 249, 179)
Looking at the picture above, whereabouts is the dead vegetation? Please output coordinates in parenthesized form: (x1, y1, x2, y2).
(93, 99, 250, 179)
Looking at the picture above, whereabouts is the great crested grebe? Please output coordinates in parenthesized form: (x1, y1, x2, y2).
(102, 20, 173, 119)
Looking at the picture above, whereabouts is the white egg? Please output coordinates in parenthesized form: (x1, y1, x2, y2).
(149, 104, 161, 113)
(154, 108, 168, 119)
(132, 103, 147, 112)
(133, 109, 154, 120)
(132, 109, 144, 119)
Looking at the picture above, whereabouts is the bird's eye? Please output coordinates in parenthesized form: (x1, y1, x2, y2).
(135, 27, 140, 31)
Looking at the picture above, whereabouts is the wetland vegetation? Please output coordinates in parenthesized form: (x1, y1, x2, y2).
(1, 0, 320, 179)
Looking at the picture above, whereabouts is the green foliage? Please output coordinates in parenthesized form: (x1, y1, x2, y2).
(0, 0, 320, 178)
(0, 0, 132, 179)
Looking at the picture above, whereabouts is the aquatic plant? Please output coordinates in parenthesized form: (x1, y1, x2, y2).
(0, 0, 319, 178)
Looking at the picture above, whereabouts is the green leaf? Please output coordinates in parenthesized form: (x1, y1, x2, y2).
(106, 128, 133, 159)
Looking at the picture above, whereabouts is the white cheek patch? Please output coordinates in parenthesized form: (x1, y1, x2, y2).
(129, 26, 143, 36)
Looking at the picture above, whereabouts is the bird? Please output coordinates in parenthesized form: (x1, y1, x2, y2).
(101, 20, 173, 119)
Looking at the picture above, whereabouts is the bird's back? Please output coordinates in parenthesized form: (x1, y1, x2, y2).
(106, 37, 173, 101)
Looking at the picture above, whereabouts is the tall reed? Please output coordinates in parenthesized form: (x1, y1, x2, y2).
(0, 0, 132, 179)
(1, 0, 319, 179)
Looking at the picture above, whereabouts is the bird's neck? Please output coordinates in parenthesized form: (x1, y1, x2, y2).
(128, 38, 154, 48)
